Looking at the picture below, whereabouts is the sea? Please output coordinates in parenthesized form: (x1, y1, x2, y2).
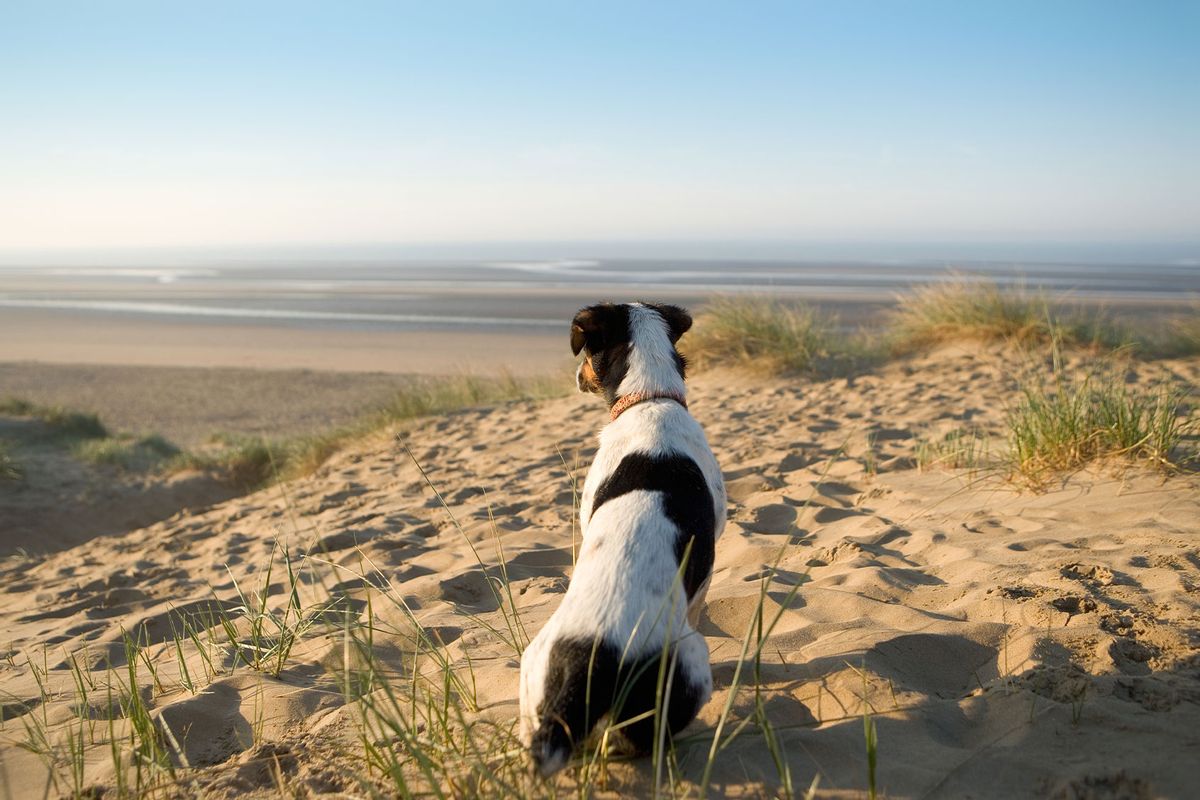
(1, 241, 1198, 333)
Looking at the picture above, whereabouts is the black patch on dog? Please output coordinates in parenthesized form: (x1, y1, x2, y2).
(571, 303, 633, 406)
(591, 451, 716, 601)
(644, 303, 692, 344)
(531, 634, 706, 774)
(644, 302, 691, 381)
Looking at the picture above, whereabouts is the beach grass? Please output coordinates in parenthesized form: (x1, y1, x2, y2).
(1140, 306, 1200, 358)
(684, 296, 859, 374)
(0, 397, 108, 441)
(73, 434, 180, 472)
(0, 373, 568, 490)
(914, 428, 992, 473)
(7, 447, 839, 799)
(178, 372, 569, 489)
(887, 277, 1136, 353)
(683, 282, 1189, 378)
(909, 353, 1195, 485)
(889, 278, 1054, 350)
(0, 441, 21, 480)
(1006, 353, 1194, 486)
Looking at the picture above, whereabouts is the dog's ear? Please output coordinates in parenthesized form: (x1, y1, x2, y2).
(571, 305, 614, 356)
(649, 303, 692, 344)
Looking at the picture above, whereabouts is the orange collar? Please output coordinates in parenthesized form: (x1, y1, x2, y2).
(609, 391, 688, 422)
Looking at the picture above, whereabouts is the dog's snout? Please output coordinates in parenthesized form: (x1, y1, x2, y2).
(576, 358, 600, 394)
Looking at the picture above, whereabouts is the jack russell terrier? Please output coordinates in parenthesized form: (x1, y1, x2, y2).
(519, 302, 726, 776)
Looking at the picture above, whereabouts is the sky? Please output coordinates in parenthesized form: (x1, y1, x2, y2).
(1, 0, 1198, 254)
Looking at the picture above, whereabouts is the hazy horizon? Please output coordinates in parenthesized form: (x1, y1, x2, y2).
(2, 237, 1199, 269)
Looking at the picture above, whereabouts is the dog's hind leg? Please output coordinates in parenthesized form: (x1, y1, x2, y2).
(613, 631, 713, 753)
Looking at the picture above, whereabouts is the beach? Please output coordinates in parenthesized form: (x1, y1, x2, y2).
(2, 332, 1199, 797)
(1, 260, 1199, 797)
(2, 257, 1194, 377)
(5, 0, 1198, 793)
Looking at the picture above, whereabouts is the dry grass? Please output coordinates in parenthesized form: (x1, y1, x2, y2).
(889, 278, 1055, 349)
(0, 440, 21, 481)
(0, 397, 108, 441)
(8, 447, 823, 800)
(691, 283, 1200, 376)
(914, 428, 991, 473)
(1, 373, 567, 490)
(178, 372, 569, 489)
(73, 434, 180, 472)
(684, 296, 860, 374)
(887, 278, 1138, 353)
(1140, 306, 1200, 358)
(685, 296, 830, 373)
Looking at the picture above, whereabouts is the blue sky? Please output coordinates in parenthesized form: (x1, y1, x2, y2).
(1, 1, 1197, 251)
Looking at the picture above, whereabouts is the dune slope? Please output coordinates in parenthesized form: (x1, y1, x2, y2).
(1, 344, 1197, 798)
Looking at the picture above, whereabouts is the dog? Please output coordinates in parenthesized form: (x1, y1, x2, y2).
(518, 301, 726, 777)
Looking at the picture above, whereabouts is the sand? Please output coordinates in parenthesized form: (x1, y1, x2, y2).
(0, 362, 455, 448)
(0, 309, 572, 375)
(1, 344, 1198, 798)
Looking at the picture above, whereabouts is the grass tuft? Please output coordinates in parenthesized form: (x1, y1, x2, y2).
(0, 440, 21, 480)
(178, 373, 567, 489)
(1169, 309, 1200, 354)
(915, 428, 991, 473)
(1006, 354, 1194, 485)
(1137, 306, 1200, 358)
(74, 433, 180, 471)
(886, 276, 1153, 356)
(0, 397, 108, 440)
(892, 278, 1065, 351)
(890, 278, 1053, 348)
(373, 372, 564, 423)
(684, 296, 835, 374)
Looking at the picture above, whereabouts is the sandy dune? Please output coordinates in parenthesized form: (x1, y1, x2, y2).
(1, 344, 1197, 798)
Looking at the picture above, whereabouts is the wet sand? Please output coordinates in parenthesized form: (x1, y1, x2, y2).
(0, 309, 572, 375)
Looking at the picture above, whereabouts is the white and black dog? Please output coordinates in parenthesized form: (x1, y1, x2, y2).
(519, 302, 726, 776)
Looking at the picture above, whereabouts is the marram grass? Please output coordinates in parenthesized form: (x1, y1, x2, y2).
(1006, 358, 1193, 485)
(12, 447, 832, 799)
(73, 434, 180, 472)
(887, 277, 1137, 353)
(0, 441, 21, 480)
(178, 371, 569, 488)
(0, 397, 108, 440)
(684, 296, 834, 374)
(0, 372, 570, 489)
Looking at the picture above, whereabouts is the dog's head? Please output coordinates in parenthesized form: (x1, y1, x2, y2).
(570, 302, 692, 405)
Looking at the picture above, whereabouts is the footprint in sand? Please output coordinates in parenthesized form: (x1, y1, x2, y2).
(1111, 676, 1182, 711)
(1049, 595, 1099, 615)
(724, 472, 785, 503)
(867, 633, 998, 698)
(963, 518, 1016, 535)
(305, 528, 386, 554)
(812, 506, 864, 524)
(1108, 637, 1156, 675)
(508, 547, 573, 572)
(814, 480, 863, 500)
(437, 569, 502, 612)
(741, 502, 797, 534)
(1061, 562, 1116, 586)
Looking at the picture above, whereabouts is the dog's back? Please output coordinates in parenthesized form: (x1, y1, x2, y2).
(519, 303, 726, 776)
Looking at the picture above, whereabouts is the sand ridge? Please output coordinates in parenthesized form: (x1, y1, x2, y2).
(1, 344, 1198, 797)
